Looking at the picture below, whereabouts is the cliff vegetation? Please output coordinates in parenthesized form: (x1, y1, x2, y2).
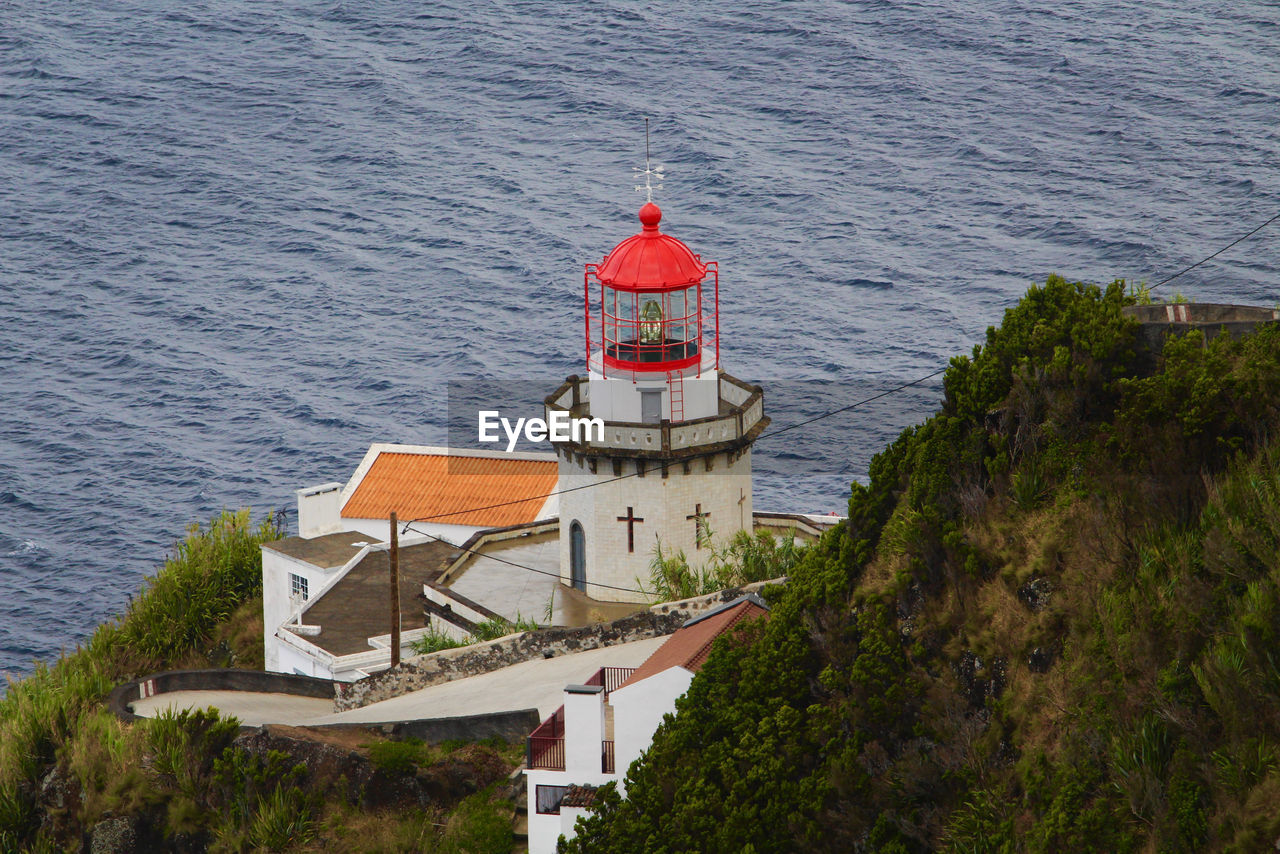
(0, 511, 520, 853)
(567, 276, 1280, 852)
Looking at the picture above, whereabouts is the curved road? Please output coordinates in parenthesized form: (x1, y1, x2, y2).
(130, 637, 666, 727)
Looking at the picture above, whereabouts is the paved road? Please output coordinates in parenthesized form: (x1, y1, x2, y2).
(129, 636, 666, 727)
(131, 691, 333, 728)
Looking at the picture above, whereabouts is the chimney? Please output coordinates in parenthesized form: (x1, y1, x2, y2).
(296, 483, 343, 538)
(562, 685, 605, 776)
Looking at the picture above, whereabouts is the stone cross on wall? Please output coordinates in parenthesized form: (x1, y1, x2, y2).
(617, 506, 645, 553)
(686, 503, 711, 549)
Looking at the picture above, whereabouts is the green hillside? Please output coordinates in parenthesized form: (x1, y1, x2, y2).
(0, 513, 519, 853)
(566, 277, 1280, 853)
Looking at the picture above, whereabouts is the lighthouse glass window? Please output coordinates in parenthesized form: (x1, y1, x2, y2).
(667, 289, 687, 344)
(639, 296, 663, 346)
(611, 288, 634, 346)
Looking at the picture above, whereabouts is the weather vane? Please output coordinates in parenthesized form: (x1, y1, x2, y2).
(633, 117, 664, 204)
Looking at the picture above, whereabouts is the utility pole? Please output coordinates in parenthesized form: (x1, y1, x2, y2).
(389, 511, 401, 668)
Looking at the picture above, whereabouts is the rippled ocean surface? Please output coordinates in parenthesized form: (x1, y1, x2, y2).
(2, 1, 1278, 677)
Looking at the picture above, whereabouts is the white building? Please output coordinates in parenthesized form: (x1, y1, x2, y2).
(524, 595, 770, 853)
(262, 444, 559, 679)
(261, 202, 840, 681)
(294, 442, 559, 544)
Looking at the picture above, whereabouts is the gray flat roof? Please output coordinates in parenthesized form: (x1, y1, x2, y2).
(290, 539, 460, 656)
(263, 530, 374, 569)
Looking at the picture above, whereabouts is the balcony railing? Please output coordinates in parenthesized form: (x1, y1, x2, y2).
(526, 735, 616, 774)
(525, 671, 635, 773)
(544, 373, 766, 456)
(584, 666, 635, 697)
(527, 705, 565, 770)
(528, 735, 566, 771)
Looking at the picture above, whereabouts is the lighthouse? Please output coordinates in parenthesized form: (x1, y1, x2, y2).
(546, 200, 768, 602)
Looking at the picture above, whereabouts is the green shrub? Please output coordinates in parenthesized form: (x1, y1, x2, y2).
(0, 510, 278, 850)
(366, 738, 430, 774)
(248, 783, 317, 852)
(413, 613, 542, 656)
(410, 626, 470, 655)
(146, 707, 240, 801)
(210, 747, 304, 834)
(0, 782, 35, 852)
(437, 788, 512, 854)
(642, 528, 807, 602)
(469, 614, 540, 642)
(566, 278, 1280, 852)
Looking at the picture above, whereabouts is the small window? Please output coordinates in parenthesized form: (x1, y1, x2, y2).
(289, 573, 309, 600)
(536, 784, 567, 815)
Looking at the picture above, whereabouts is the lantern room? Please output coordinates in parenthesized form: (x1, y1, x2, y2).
(584, 202, 718, 378)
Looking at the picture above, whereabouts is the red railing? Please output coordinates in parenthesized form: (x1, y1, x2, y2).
(528, 736, 565, 771)
(527, 705, 566, 770)
(584, 263, 719, 379)
(584, 666, 635, 697)
(525, 671, 636, 773)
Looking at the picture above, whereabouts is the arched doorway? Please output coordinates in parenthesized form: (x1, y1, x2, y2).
(570, 521, 586, 592)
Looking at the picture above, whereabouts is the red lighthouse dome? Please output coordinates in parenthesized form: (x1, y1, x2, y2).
(584, 203, 719, 376)
(595, 203, 708, 290)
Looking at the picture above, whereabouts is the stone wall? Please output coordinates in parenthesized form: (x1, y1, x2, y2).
(333, 579, 782, 711)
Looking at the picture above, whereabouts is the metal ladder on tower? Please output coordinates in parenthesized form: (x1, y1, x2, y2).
(667, 370, 684, 422)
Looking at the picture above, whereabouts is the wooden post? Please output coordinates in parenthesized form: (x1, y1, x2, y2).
(389, 511, 401, 668)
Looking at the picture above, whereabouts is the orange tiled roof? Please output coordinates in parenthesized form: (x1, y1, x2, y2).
(342, 452, 558, 528)
(618, 597, 768, 690)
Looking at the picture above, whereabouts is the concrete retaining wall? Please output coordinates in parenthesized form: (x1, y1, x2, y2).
(1123, 303, 1279, 358)
(241, 709, 543, 745)
(385, 708, 541, 744)
(334, 580, 782, 711)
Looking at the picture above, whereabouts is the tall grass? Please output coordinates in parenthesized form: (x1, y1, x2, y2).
(247, 783, 317, 852)
(118, 510, 280, 663)
(642, 528, 805, 603)
(410, 613, 544, 656)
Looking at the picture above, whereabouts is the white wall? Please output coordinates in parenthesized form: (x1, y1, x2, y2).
(526, 769, 572, 854)
(340, 516, 482, 546)
(262, 549, 338, 672)
(526, 765, 621, 854)
(586, 371, 719, 423)
(525, 670, 695, 853)
(297, 483, 343, 538)
(273, 638, 333, 680)
(610, 666, 693, 791)
(564, 687, 605, 776)
(560, 806, 591, 847)
(558, 449, 753, 602)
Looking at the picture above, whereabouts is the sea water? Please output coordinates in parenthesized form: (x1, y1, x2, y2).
(1, 0, 1277, 676)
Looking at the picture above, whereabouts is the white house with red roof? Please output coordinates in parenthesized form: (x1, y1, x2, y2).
(295, 442, 559, 545)
(523, 594, 770, 853)
(261, 444, 559, 678)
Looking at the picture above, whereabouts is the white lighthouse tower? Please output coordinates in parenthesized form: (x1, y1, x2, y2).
(546, 197, 767, 602)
